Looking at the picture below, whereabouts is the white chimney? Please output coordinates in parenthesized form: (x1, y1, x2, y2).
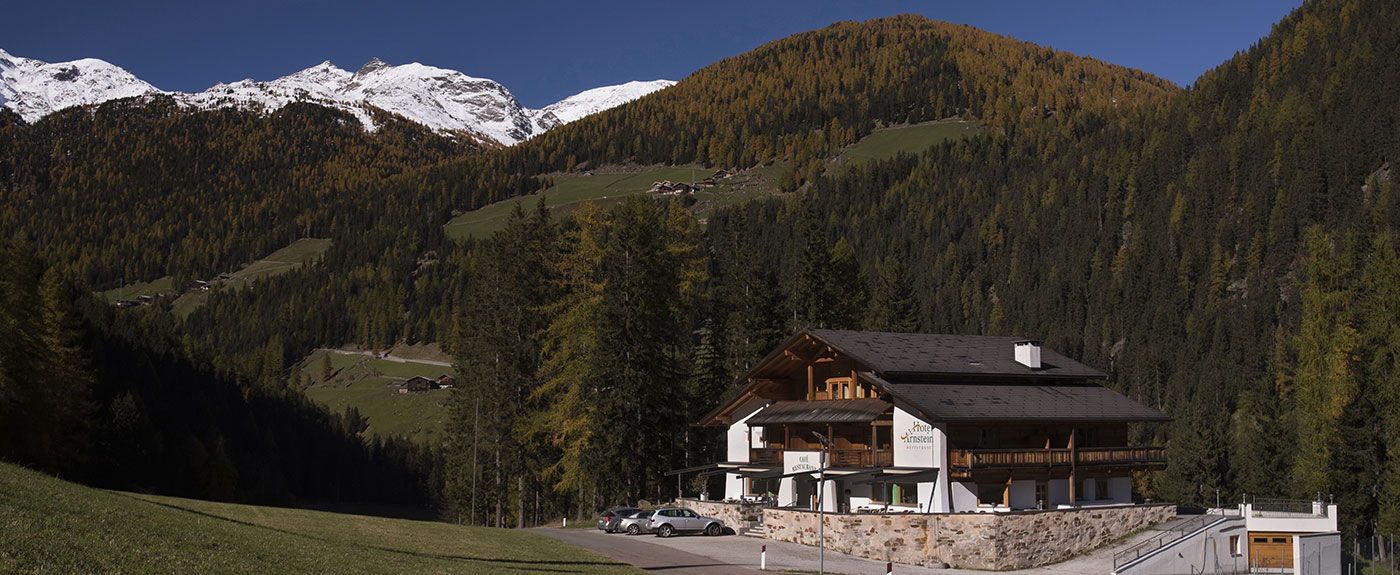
(1014, 340, 1042, 369)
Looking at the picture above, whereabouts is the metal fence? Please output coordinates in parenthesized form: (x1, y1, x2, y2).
(1113, 513, 1224, 569)
(1251, 498, 1321, 515)
(1351, 533, 1398, 575)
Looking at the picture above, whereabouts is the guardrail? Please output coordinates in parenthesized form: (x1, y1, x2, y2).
(1111, 513, 1233, 570)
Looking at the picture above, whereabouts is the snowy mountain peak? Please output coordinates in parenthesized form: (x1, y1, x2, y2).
(533, 79, 676, 130)
(0, 49, 162, 122)
(355, 58, 389, 76)
(0, 47, 675, 145)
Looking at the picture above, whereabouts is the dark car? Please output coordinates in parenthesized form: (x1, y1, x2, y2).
(596, 507, 643, 533)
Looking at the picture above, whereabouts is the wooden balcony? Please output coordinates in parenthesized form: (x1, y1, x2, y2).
(748, 447, 893, 468)
(750, 447, 783, 466)
(949, 446, 1165, 470)
(829, 448, 893, 468)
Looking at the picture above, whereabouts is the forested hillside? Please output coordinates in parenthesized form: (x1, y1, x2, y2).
(1, 0, 1395, 546)
(0, 242, 436, 505)
(704, 0, 1400, 537)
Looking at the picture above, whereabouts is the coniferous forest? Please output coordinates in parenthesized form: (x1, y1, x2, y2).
(2, 0, 1400, 545)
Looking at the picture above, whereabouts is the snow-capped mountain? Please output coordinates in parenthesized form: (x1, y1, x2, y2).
(0, 48, 675, 145)
(0, 48, 162, 123)
(532, 80, 676, 131)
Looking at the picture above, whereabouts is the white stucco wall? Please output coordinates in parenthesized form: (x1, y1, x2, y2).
(951, 481, 979, 512)
(1244, 504, 1339, 533)
(1009, 479, 1037, 509)
(1109, 476, 1133, 503)
(722, 398, 769, 500)
(893, 406, 948, 512)
(1048, 478, 1070, 506)
(1296, 532, 1342, 575)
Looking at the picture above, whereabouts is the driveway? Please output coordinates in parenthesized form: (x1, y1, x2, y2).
(532, 518, 1174, 575)
(531, 528, 946, 574)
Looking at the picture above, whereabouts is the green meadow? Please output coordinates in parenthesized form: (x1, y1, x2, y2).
(0, 461, 639, 575)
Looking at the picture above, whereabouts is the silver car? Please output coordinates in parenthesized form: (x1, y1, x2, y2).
(646, 507, 725, 537)
(616, 509, 655, 535)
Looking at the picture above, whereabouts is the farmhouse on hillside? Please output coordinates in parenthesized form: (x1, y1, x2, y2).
(401, 376, 437, 394)
(673, 329, 1181, 569)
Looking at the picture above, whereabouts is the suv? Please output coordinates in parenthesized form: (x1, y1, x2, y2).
(596, 507, 642, 533)
(646, 507, 725, 537)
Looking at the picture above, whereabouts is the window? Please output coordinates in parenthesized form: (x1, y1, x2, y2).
(978, 483, 1005, 506)
(1253, 537, 1268, 544)
(1229, 535, 1242, 557)
(1035, 481, 1049, 508)
(1272, 538, 1287, 544)
(1095, 478, 1110, 500)
(896, 483, 918, 506)
(682, 509, 698, 518)
(869, 482, 890, 504)
(748, 477, 779, 497)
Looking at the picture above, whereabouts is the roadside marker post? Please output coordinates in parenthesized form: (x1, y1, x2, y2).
(562, 517, 567, 527)
(761, 544, 767, 570)
(886, 561, 893, 575)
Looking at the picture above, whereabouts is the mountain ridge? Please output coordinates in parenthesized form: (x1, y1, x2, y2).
(0, 48, 675, 145)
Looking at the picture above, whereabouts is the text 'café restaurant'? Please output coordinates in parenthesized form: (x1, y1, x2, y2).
(692, 329, 1169, 513)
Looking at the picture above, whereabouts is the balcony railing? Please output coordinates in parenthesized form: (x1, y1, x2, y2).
(949, 446, 1165, 470)
(748, 448, 893, 468)
(750, 448, 783, 466)
(829, 448, 893, 468)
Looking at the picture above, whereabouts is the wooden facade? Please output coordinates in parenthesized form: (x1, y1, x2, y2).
(700, 329, 1170, 511)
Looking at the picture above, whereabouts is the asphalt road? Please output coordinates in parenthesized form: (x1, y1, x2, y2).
(531, 528, 765, 574)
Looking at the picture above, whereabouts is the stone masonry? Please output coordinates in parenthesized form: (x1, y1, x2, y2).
(680, 499, 1174, 570)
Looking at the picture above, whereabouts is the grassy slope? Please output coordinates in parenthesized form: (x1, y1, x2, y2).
(99, 276, 176, 303)
(0, 462, 639, 575)
(835, 119, 980, 166)
(300, 350, 457, 443)
(303, 377, 451, 444)
(172, 238, 332, 317)
(444, 166, 708, 240)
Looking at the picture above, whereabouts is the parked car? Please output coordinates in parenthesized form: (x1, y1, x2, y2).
(596, 507, 642, 533)
(617, 509, 655, 535)
(646, 507, 725, 537)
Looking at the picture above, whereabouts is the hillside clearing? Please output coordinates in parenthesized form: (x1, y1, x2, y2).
(300, 349, 458, 443)
(0, 461, 639, 575)
(98, 276, 175, 303)
(835, 119, 980, 166)
(171, 238, 332, 317)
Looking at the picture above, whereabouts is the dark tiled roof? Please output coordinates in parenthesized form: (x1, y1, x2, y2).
(746, 398, 891, 425)
(808, 329, 1105, 379)
(865, 374, 1169, 422)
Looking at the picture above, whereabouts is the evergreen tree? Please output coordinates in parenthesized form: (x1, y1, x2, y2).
(865, 247, 920, 332)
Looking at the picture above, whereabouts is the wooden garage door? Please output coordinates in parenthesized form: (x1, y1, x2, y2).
(1249, 532, 1294, 570)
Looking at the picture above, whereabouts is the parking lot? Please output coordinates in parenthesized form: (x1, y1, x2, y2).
(532, 519, 1147, 574)
(532, 527, 951, 574)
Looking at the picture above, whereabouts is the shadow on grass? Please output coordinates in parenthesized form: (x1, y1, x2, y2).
(114, 492, 631, 573)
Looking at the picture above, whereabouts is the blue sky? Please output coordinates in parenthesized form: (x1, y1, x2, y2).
(6, 0, 1302, 108)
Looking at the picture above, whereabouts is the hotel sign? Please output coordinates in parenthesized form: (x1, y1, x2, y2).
(900, 421, 936, 451)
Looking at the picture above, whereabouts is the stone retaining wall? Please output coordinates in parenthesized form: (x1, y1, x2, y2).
(676, 499, 1174, 570)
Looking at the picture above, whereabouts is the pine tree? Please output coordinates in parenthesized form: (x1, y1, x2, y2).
(865, 247, 920, 332)
(320, 353, 333, 383)
(1288, 227, 1360, 497)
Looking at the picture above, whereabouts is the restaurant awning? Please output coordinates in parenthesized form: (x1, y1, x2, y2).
(746, 398, 891, 425)
(847, 467, 941, 484)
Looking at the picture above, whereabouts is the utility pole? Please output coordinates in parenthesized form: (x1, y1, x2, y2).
(813, 431, 834, 575)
